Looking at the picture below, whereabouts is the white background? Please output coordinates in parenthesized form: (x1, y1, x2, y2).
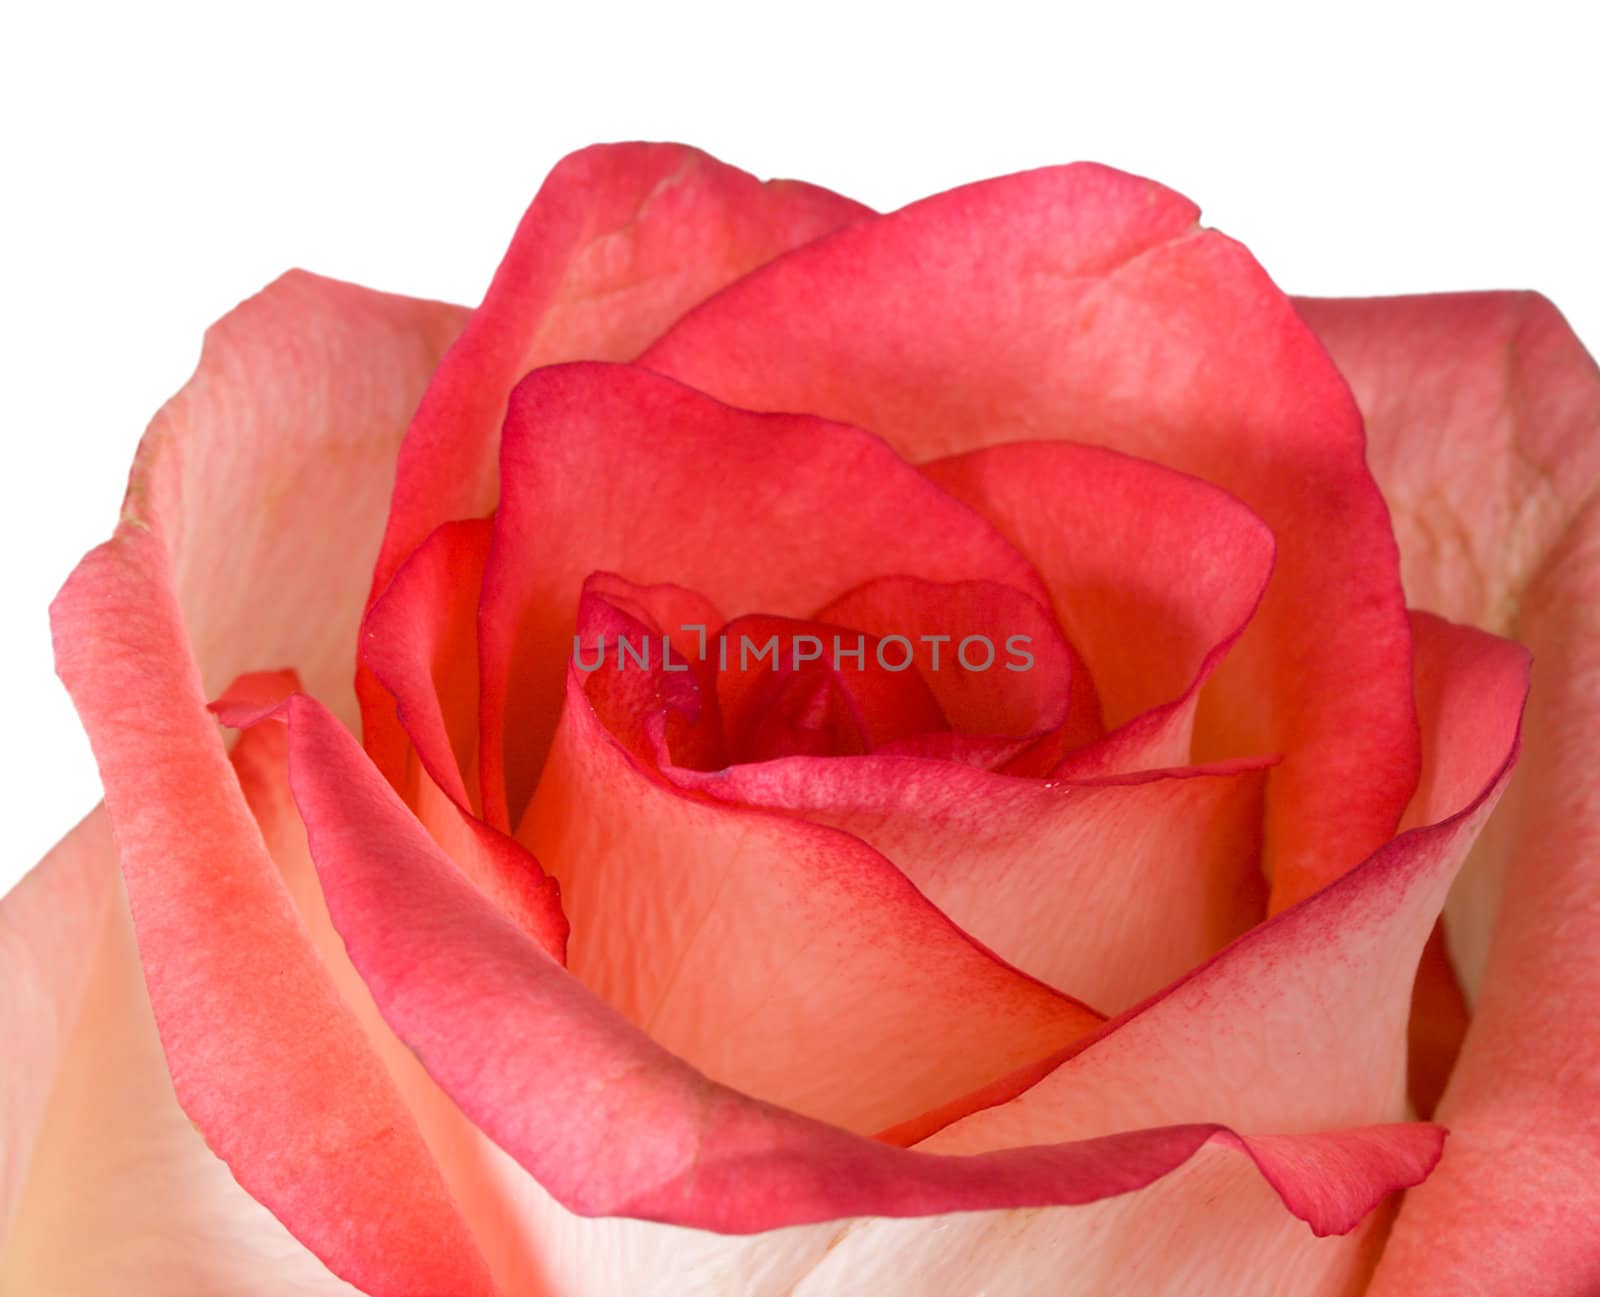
(2, 1, 1595, 890)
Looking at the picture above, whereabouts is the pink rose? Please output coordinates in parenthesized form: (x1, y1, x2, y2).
(5, 143, 1597, 1295)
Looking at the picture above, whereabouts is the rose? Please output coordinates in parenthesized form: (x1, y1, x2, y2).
(3, 143, 1596, 1296)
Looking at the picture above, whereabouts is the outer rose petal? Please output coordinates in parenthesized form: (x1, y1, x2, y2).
(642, 163, 1419, 907)
(126, 270, 468, 724)
(0, 815, 362, 1294)
(46, 272, 504, 1294)
(2, 810, 117, 1241)
(1296, 292, 1600, 1296)
(255, 689, 1456, 1237)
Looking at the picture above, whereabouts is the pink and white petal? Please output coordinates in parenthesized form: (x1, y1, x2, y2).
(263, 688, 1446, 1238)
(370, 141, 871, 600)
(361, 519, 495, 808)
(785, 1142, 1396, 1297)
(120, 270, 468, 726)
(1296, 292, 1600, 1295)
(665, 753, 1269, 1015)
(1369, 504, 1600, 1296)
(222, 736, 848, 1297)
(1296, 292, 1600, 990)
(0, 815, 364, 1295)
(643, 164, 1419, 907)
(50, 534, 498, 1297)
(922, 441, 1274, 772)
(2, 809, 118, 1240)
(480, 361, 1050, 824)
(918, 612, 1527, 1157)
(520, 666, 1102, 1132)
(215, 673, 568, 965)
(1292, 293, 1600, 636)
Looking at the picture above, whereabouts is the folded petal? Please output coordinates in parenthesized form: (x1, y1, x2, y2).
(918, 612, 1525, 1155)
(118, 270, 467, 726)
(370, 142, 871, 601)
(478, 361, 1050, 824)
(665, 753, 1269, 1017)
(643, 164, 1419, 907)
(921, 441, 1273, 772)
(362, 519, 495, 809)
(261, 687, 1455, 1237)
(50, 533, 498, 1297)
(816, 575, 1102, 767)
(1298, 292, 1600, 1296)
(521, 663, 1101, 1132)
(782, 1136, 1409, 1297)
(1373, 502, 1600, 1296)
(0, 814, 365, 1294)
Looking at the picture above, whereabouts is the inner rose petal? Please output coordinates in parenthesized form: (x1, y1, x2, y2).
(815, 574, 1103, 773)
(712, 613, 950, 763)
(921, 440, 1275, 777)
(476, 360, 1054, 829)
(518, 650, 1104, 1133)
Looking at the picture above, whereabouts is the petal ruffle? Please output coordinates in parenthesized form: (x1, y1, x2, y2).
(909, 612, 1526, 1157)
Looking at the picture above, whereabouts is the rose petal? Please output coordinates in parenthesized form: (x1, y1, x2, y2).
(709, 611, 950, 761)
(920, 441, 1273, 775)
(664, 752, 1269, 1018)
(1296, 292, 1600, 1296)
(369, 142, 871, 600)
(2, 809, 117, 1238)
(258, 687, 1457, 1236)
(0, 822, 371, 1294)
(519, 661, 1102, 1132)
(643, 163, 1419, 907)
(816, 575, 1101, 767)
(362, 519, 495, 809)
(478, 361, 1051, 825)
(51, 532, 497, 1296)
(119, 271, 466, 725)
(780, 1138, 1407, 1297)
(911, 612, 1526, 1154)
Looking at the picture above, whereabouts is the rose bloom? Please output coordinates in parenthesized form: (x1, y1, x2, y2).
(4, 143, 1598, 1296)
